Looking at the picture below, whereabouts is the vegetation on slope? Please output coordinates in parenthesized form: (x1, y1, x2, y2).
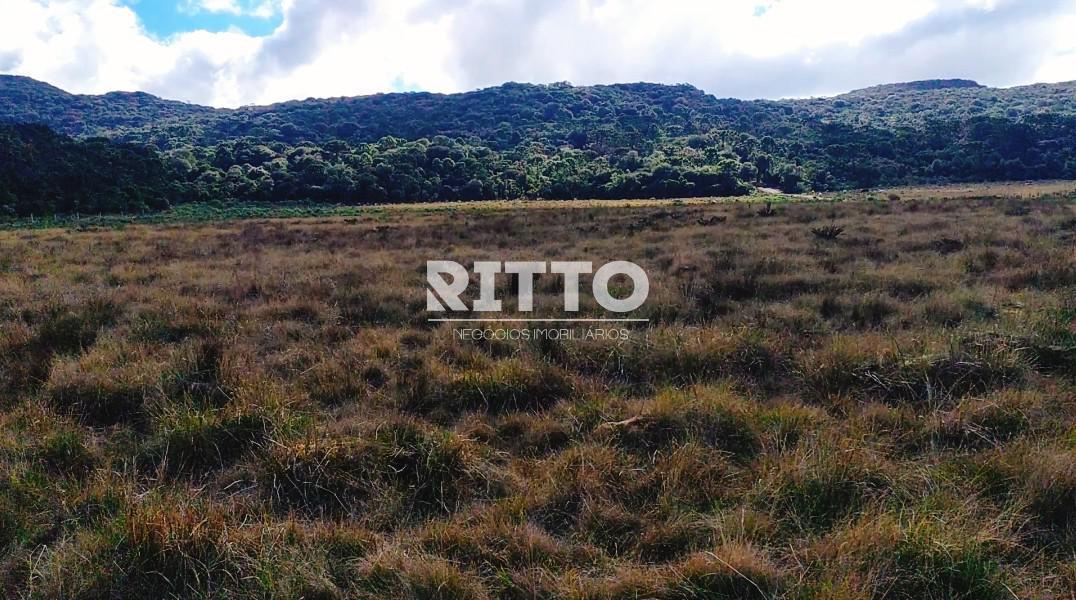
(0, 75, 215, 137)
(0, 124, 176, 217)
(4, 76, 1076, 215)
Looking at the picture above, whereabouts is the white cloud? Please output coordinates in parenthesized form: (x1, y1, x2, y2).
(1033, 12, 1076, 83)
(184, 0, 282, 17)
(1, 0, 1075, 107)
(188, 0, 241, 13)
(0, 0, 173, 93)
(426, 0, 1076, 99)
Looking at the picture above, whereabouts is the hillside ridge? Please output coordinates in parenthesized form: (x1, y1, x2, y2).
(3, 74, 1076, 216)
(7, 74, 1076, 112)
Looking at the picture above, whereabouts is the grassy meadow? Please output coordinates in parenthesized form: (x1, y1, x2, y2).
(1, 185, 1075, 598)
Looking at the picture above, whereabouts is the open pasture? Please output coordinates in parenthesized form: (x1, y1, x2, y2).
(0, 192, 1075, 597)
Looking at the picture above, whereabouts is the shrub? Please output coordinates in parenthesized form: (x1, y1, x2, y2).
(811, 224, 845, 240)
(756, 202, 778, 217)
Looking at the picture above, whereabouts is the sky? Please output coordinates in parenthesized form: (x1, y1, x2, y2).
(2, 0, 1076, 108)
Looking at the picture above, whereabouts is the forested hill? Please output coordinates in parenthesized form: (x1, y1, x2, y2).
(3, 75, 1076, 217)
(6, 75, 1076, 147)
(0, 76, 215, 139)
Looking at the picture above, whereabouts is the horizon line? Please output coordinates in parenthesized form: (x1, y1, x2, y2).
(428, 318, 651, 323)
(4, 73, 1074, 111)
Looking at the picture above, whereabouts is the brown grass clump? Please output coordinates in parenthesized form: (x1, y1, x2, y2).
(19, 491, 334, 598)
(400, 358, 576, 419)
(669, 544, 785, 598)
(1022, 450, 1076, 541)
(806, 512, 1015, 599)
(755, 440, 893, 532)
(418, 510, 593, 573)
(921, 389, 1051, 450)
(969, 443, 1076, 545)
(352, 552, 488, 599)
(19, 298, 120, 362)
(463, 411, 572, 457)
(262, 418, 507, 521)
(44, 338, 165, 425)
(595, 386, 762, 457)
(797, 333, 1027, 408)
(556, 327, 787, 391)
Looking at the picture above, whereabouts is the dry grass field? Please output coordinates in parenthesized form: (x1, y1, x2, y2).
(1, 188, 1075, 598)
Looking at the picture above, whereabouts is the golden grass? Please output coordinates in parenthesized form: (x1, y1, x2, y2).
(0, 191, 1075, 597)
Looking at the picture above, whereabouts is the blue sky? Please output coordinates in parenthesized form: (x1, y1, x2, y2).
(2, 0, 1076, 107)
(120, 0, 283, 37)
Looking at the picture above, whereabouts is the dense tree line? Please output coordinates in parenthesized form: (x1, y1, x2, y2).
(172, 133, 753, 204)
(3, 76, 1076, 216)
(0, 125, 757, 216)
(0, 124, 176, 217)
